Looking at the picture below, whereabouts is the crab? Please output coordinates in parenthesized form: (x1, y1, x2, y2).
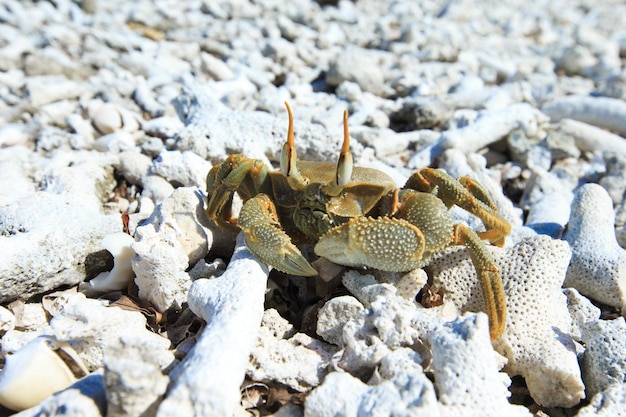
(206, 103, 511, 340)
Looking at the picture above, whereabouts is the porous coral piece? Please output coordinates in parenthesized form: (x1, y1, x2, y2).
(563, 288, 600, 341)
(304, 349, 439, 417)
(0, 157, 120, 303)
(50, 293, 173, 372)
(337, 272, 422, 376)
(575, 383, 626, 417)
(542, 95, 626, 136)
(156, 234, 269, 417)
(321, 271, 521, 413)
(132, 186, 235, 312)
(103, 332, 171, 417)
(431, 314, 531, 417)
(580, 317, 626, 398)
(409, 103, 546, 167)
(563, 183, 626, 309)
(247, 309, 337, 391)
(429, 235, 585, 407)
(316, 295, 365, 346)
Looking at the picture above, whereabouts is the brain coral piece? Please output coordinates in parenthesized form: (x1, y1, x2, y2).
(563, 183, 626, 309)
(429, 235, 585, 407)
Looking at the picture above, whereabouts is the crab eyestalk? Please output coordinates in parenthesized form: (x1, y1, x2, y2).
(336, 110, 353, 187)
(281, 102, 308, 191)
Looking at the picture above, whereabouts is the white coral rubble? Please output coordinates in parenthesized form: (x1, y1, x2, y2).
(563, 183, 626, 310)
(429, 235, 585, 407)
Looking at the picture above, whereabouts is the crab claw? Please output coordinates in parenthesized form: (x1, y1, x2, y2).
(238, 194, 317, 276)
(315, 216, 426, 272)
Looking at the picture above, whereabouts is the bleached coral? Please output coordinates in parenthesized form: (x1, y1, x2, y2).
(156, 234, 269, 417)
(247, 309, 337, 391)
(563, 183, 626, 310)
(563, 288, 600, 341)
(580, 317, 626, 398)
(315, 271, 526, 414)
(575, 384, 626, 417)
(431, 314, 531, 417)
(429, 235, 585, 407)
(132, 186, 235, 312)
(304, 349, 439, 417)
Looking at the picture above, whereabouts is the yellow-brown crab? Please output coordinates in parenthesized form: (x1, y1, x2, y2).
(206, 103, 511, 340)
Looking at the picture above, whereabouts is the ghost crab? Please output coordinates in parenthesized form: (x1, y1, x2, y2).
(206, 103, 511, 340)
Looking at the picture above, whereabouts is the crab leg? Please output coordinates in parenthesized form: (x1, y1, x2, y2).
(238, 194, 318, 277)
(206, 154, 271, 224)
(453, 224, 506, 340)
(405, 168, 510, 247)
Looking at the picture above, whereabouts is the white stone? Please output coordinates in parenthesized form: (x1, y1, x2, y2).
(201, 52, 235, 81)
(24, 75, 85, 107)
(92, 102, 123, 135)
(93, 131, 138, 153)
(141, 116, 184, 140)
(117, 151, 152, 186)
(141, 174, 175, 202)
(326, 46, 388, 96)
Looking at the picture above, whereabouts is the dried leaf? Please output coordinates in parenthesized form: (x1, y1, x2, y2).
(241, 381, 269, 410)
(104, 292, 164, 328)
(421, 284, 444, 308)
